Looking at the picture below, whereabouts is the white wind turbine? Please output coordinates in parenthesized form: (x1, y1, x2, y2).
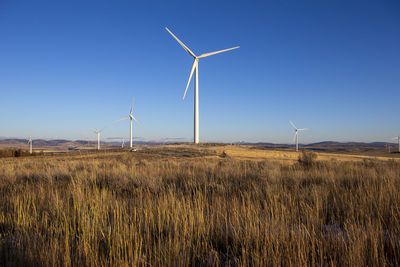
(79, 132, 90, 148)
(116, 99, 139, 148)
(92, 128, 105, 150)
(290, 121, 308, 152)
(106, 137, 126, 149)
(393, 136, 400, 152)
(166, 27, 239, 144)
(386, 143, 391, 153)
(27, 137, 33, 154)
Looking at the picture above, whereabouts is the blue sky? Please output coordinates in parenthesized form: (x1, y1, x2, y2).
(0, 0, 399, 143)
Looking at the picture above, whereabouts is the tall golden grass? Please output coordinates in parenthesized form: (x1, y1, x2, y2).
(0, 149, 399, 266)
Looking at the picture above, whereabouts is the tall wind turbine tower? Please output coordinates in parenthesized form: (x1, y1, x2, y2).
(290, 121, 308, 152)
(393, 136, 400, 152)
(165, 27, 239, 144)
(28, 137, 32, 154)
(116, 99, 139, 148)
(93, 129, 104, 150)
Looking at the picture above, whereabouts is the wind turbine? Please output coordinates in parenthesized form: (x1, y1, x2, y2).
(116, 99, 139, 148)
(92, 128, 105, 150)
(79, 132, 89, 149)
(386, 143, 391, 153)
(393, 136, 400, 152)
(290, 121, 308, 152)
(27, 137, 32, 154)
(165, 27, 239, 144)
(106, 137, 126, 149)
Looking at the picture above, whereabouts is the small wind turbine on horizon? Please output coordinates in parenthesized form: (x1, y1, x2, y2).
(27, 137, 32, 154)
(386, 143, 391, 153)
(165, 27, 239, 144)
(92, 128, 105, 150)
(393, 136, 400, 152)
(80, 133, 91, 148)
(116, 99, 140, 148)
(290, 121, 308, 152)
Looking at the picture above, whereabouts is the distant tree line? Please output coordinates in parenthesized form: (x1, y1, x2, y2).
(0, 149, 44, 158)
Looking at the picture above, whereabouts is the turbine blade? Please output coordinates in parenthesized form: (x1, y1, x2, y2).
(132, 116, 142, 125)
(289, 121, 297, 130)
(198, 46, 240, 58)
(293, 132, 297, 142)
(165, 27, 196, 58)
(130, 98, 134, 114)
(298, 128, 308, 131)
(183, 60, 198, 100)
(115, 116, 129, 122)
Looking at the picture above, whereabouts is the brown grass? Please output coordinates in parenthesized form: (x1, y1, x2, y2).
(0, 148, 399, 266)
(211, 145, 400, 162)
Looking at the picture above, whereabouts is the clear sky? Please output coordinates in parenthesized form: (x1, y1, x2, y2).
(0, 0, 399, 143)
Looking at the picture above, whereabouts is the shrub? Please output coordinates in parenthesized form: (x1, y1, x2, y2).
(14, 149, 22, 157)
(298, 150, 318, 168)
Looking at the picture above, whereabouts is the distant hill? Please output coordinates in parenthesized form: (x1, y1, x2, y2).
(0, 139, 101, 151)
(0, 139, 397, 154)
(0, 138, 163, 151)
(251, 141, 398, 154)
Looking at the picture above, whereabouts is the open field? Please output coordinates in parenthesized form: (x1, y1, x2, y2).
(209, 145, 400, 163)
(0, 145, 400, 266)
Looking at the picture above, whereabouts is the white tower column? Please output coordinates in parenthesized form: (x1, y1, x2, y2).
(296, 132, 299, 152)
(398, 137, 400, 153)
(130, 119, 133, 148)
(97, 133, 100, 150)
(194, 63, 199, 144)
(30, 141, 32, 154)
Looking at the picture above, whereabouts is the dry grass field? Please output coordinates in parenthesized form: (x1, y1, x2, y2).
(0, 145, 399, 266)
(210, 145, 400, 163)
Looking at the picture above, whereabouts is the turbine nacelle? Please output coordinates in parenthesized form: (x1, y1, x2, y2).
(116, 98, 139, 124)
(165, 27, 239, 101)
(290, 121, 308, 132)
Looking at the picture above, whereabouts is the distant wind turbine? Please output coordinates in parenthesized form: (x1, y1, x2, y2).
(393, 136, 400, 152)
(290, 121, 308, 152)
(92, 128, 105, 150)
(116, 99, 140, 148)
(106, 137, 126, 148)
(79, 132, 90, 148)
(165, 27, 239, 144)
(27, 137, 32, 154)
